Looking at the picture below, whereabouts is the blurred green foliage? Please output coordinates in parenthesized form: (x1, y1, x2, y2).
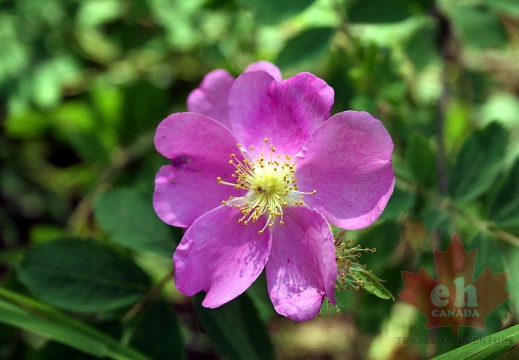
(2, 0, 519, 359)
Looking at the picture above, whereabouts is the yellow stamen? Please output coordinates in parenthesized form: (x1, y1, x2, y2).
(217, 139, 316, 233)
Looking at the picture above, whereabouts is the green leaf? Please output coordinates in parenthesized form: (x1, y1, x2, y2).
(239, 0, 314, 24)
(246, 273, 276, 322)
(357, 222, 401, 273)
(404, 21, 438, 71)
(444, 100, 471, 153)
(51, 101, 110, 162)
(348, 0, 433, 23)
(17, 237, 150, 312)
(488, 159, 519, 227)
(484, 0, 519, 17)
(351, 270, 394, 300)
(120, 81, 168, 141)
(468, 233, 511, 325)
(0, 287, 150, 360)
(469, 232, 503, 268)
(431, 323, 519, 359)
(379, 187, 415, 221)
(421, 201, 453, 239)
(276, 27, 335, 69)
(31, 62, 62, 109)
(497, 243, 519, 313)
(4, 110, 48, 139)
(450, 5, 508, 49)
(406, 132, 437, 188)
(448, 122, 508, 202)
(194, 293, 274, 360)
(77, 0, 123, 28)
(94, 188, 178, 254)
(128, 301, 185, 360)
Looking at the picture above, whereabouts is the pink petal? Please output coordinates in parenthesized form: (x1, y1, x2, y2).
(244, 61, 282, 82)
(295, 111, 395, 229)
(173, 206, 271, 308)
(187, 69, 234, 129)
(266, 206, 337, 321)
(154, 113, 244, 227)
(229, 71, 334, 155)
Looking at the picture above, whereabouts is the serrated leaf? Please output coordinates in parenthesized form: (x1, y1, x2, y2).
(469, 233, 507, 275)
(491, 238, 519, 317)
(77, 0, 123, 28)
(421, 202, 453, 241)
(128, 301, 185, 360)
(194, 293, 274, 360)
(51, 101, 110, 162)
(484, 0, 519, 17)
(406, 132, 437, 188)
(448, 122, 508, 202)
(17, 237, 150, 312)
(94, 188, 178, 254)
(277, 27, 335, 69)
(445, 100, 471, 152)
(32, 62, 61, 109)
(379, 187, 415, 221)
(351, 270, 394, 300)
(487, 158, 519, 227)
(450, 5, 508, 49)
(404, 21, 438, 71)
(239, 0, 314, 25)
(348, 0, 433, 23)
(400, 234, 511, 334)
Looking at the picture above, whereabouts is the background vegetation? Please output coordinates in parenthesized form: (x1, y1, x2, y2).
(2, 0, 519, 358)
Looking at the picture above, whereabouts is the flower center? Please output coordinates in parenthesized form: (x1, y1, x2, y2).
(217, 138, 315, 234)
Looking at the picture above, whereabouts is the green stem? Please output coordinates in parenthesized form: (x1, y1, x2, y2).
(66, 130, 155, 234)
(396, 172, 519, 247)
(122, 269, 174, 324)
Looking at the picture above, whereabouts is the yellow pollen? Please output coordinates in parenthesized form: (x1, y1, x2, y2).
(217, 139, 316, 234)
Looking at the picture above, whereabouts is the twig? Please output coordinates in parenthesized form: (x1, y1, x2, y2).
(122, 268, 175, 324)
(396, 173, 519, 247)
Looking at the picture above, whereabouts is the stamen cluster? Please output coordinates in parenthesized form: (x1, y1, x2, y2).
(334, 230, 377, 291)
(217, 138, 315, 234)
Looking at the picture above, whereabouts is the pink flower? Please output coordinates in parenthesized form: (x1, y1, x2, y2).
(153, 61, 394, 321)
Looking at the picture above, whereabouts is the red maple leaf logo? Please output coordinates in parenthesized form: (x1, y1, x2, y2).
(400, 233, 511, 334)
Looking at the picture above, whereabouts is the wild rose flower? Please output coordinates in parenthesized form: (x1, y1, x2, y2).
(153, 61, 394, 321)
